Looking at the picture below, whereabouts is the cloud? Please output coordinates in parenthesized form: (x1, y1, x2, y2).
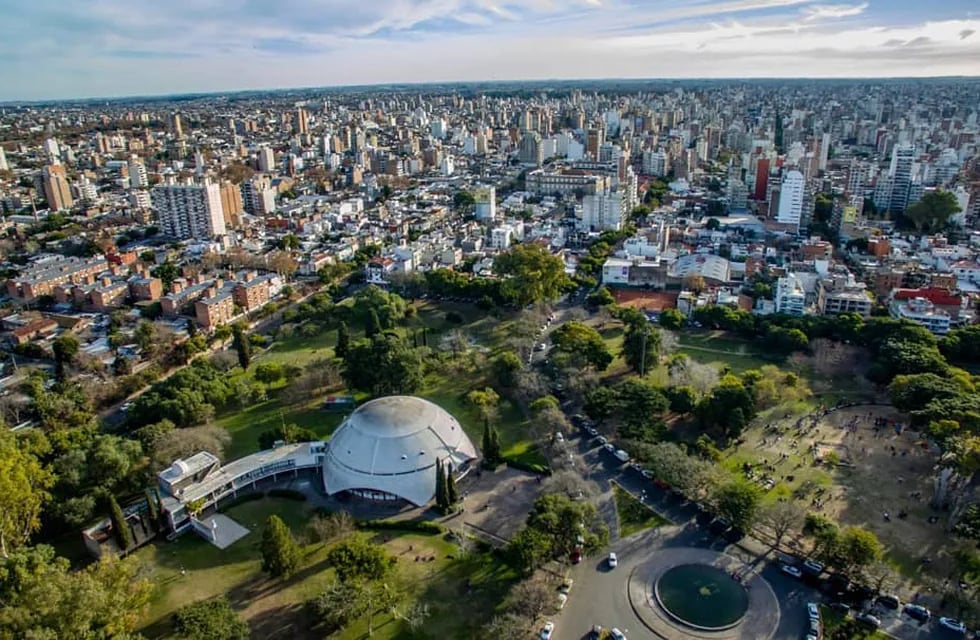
(802, 3, 869, 21)
(960, 29, 976, 39)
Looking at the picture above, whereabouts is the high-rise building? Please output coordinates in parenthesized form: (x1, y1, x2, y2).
(580, 190, 627, 231)
(0, 146, 7, 171)
(474, 187, 496, 222)
(169, 113, 184, 139)
(41, 164, 73, 211)
(889, 144, 915, 213)
(518, 131, 543, 166)
(128, 157, 148, 188)
(642, 150, 666, 177)
(43, 138, 60, 161)
(219, 182, 244, 228)
(295, 107, 309, 135)
(257, 146, 275, 173)
(150, 182, 226, 240)
(776, 170, 805, 228)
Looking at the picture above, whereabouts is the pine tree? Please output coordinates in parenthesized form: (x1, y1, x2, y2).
(445, 463, 459, 507)
(422, 327, 428, 347)
(260, 515, 300, 578)
(335, 321, 351, 359)
(366, 309, 381, 338)
(481, 422, 492, 462)
(109, 495, 134, 551)
(434, 459, 446, 510)
(232, 323, 251, 370)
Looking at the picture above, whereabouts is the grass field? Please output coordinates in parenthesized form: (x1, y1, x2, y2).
(677, 331, 779, 372)
(613, 484, 670, 538)
(136, 497, 519, 640)
(820, 606, 890, 639)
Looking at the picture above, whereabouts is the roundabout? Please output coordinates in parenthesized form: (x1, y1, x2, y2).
(626, 546, 781, 639)
(654, 564, 749, 631)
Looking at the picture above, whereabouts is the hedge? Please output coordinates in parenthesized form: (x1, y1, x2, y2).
(357, 519, 444, 534)
(504, 457, 552, 476)
(267, 488, 307, 501)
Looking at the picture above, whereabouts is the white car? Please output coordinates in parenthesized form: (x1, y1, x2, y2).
(938, 617, 967, 634)
(535, 342, 547, 352)
(602, 443, 615, 453)
(556, 593, 568, 610)
(608, 552, 618, 568)
(540, 621, 555, 639)
(780, 563, 802, 578)
(806, 602, 820, 621)
(610, 629, 627, 640)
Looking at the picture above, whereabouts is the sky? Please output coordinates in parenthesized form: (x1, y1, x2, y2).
(1, 0, 978, 101)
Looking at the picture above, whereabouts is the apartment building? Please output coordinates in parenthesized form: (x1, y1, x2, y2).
(817, 276, 873, 317)
(150, 182, 226, 240)
(194, 290, 235, 329)
(7, 255, 110, 301)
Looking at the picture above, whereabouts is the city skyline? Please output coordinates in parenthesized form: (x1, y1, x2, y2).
(2, 0, 979, 101)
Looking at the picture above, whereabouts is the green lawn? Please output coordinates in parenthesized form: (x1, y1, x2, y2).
(613, 484, 670, 537)
(136, 497, 519, 640)
(215, 396, 346, 459)
(677, 331, 779, 372)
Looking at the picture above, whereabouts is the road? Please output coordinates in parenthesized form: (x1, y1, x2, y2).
(545, 423, 960, 640)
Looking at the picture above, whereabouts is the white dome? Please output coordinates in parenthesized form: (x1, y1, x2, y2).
(322, 396, 478, 506)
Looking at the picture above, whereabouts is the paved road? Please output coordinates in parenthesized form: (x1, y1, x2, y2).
(547, 427, 961, 640)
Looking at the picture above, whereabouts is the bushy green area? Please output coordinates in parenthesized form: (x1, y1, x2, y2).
(613, 484, 670, 537)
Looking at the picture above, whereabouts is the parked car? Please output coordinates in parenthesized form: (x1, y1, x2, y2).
(596, 436, 608, 445)
(586, 427, 598, 436)
(938, 617, 967, 634)
(854, 613, 881, 629)
(556, 594, 567, 610)
(902, 603, 930, 622)
(806, 602, 820, 621)
(607, 552, 618, 568)
(609, 629, 627, 640)
(539, 621, 555, 639)
(709, 517, 732, 535)
(808, 618, 821, 636)
(802, 559, 825, 576)
(570, 550, 582, 564)
(641, 469, 653, 479)
(780, 563, 803, 579)
(559, 579, 573, 595)
(602, 443, 615, 453)
(613, 449, 630, 462)
(589, 625, 603, 640)
(876, 594, 900, 610)
(534, 342, 547, 352)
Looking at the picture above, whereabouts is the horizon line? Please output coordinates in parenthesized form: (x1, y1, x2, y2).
(3, 74, 979, 106)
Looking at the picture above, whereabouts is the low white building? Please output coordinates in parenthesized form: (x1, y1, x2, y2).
(776, 274, 806, 316)
(890, 297, 951, 335)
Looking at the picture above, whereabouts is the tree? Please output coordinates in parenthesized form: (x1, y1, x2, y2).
(0, 431, 54, 557)
(491, 351, 523, 388)
(507, 575, 555, 620)
(551, 321, 613, 371)
(481, 612, 535, 640)
(621, 319, 661, 375)
(760, 500, 806, 548)
(838, 526, 883, 572)
(325, 536, 392, 582)
(482, 423, 502, 465)
(434, 458, 447, 511)
(135, 319, 158, 354)
(108, 494, 133, 551)
(468, 387, 500, 423)
(173, 596, 249, 640)
(311, 578, 371, 631)
(446, 463, 459, 506)
(335, 321, 351, 359)
(366, 308, 381, 338)
(0, 545, 152, 637)
(712, 479, 762, 530)
(342, 334, 424, 396)
(493, 244, 570, 306)
(665, 385, 698, 414)
(260, 515, 300, 578)
(257, 423, 317, 450)
(586, 286, 615, 308)
(231, 323, 251, 370)
(506, 526, 552, 575)
(705, 217, 721, 230)
(696, 374, 756, 440)
(659, 308, 684, 330)
(903, 189, 961, 233)
(683, 273, 706, 294)
(52, 334, 80, 380)
(306, 511, 354, 546)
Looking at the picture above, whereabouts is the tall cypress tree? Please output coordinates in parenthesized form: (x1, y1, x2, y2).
(434, 459, 446, 510)
(260, 515, 300, 578)
(144, 488, 159, 526)
(109, 495, 134, 551)
(445, 463, 459, 507)
(232, 323, 251, 370)
(335, 321, 351, 359)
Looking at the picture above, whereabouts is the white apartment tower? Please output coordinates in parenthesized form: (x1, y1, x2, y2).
(889, 144, 915, 212)
(580, 191, 627, 232)
(151, 182, 227, 240)
(474, 187, 496, 222)
(0, 146, 8, 171)
(257, 146, 275, 173)
(128, 158, 148, 188)
(777, 170, 805, 229)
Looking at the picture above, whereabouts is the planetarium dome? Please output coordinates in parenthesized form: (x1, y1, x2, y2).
(321, 396, 478, 506)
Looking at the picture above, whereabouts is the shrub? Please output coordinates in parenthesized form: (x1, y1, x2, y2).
(267, 488, 307, 501)
(218, 492, 264, 511)
(504, 457, 552, 476)
(357, 518, 445, 534)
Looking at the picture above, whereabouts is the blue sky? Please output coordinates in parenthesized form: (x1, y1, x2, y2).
(0, 0, 977, 100)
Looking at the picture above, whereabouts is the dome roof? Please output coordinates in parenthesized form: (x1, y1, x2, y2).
(322, 396, 478, 506)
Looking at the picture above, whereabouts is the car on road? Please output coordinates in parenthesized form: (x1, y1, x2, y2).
(780, 563, 803, 579)
(613, 449, 630, 462)
(802, 559, 825, 576)
(607, 552, 618, 568)
(938, 617, 967, 634)
(806, 602, 820, 621)
(539, 621, 555, 639)
(641, 469, 654, 479)
(559, 579, 573, 595)
(535, 342, 547, 352)
(589, 625, 603, 640)
(570, 550, 582, 564)
(556, 594, 567, 610)
(602, 443, 615, 453)
(854, 613, 881, 629)
(596, 436, 608, 445)
(876, 594, 900, 610)
(610, 629, 627, 640)
(586, 427, 598, 436)
(808, 617, 821, 637)
(902, 603, 930, 622)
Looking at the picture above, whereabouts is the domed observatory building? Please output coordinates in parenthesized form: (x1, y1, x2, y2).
(322, 396, 478, 506)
